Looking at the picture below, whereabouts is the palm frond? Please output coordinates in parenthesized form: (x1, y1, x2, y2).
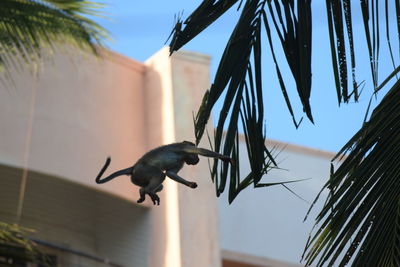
(0, 222, 48, 265)
(169, 0, 313, 203)
(303, 76, 400, 266)
(207, 0, 277, 202)
(168, 0, 239, 54)
(0, 0, 108, 71)
(169, 0, 400, 265)
(266, 0, 313, 122)
(326, 0, 398, 104)
(326, 0, 359, 103)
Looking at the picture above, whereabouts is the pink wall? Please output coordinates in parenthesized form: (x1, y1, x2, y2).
(0, 50, 150, 202)
(0, 47, 222, 267)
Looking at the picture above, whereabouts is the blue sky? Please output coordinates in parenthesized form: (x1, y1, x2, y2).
(94, 1, 397, 153)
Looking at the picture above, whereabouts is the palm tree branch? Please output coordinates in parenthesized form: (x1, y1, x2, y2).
(303, 77, 400, 266)
(169, 0, 314, 202)
(0, 0, 108, 70)
(168, 0, 240, 54)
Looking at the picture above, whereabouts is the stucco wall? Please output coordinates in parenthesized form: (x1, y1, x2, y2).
(219, 140, 333, 266)
(0, 164, 150, 266)
(0, 48, 222, 267)
(0, 50, 149, 202)
(171, 51, 222, 267)
(145, 48, 221, 267)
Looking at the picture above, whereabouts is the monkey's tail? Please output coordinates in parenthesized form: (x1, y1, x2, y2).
(96, 157, 112, 184)
(95, 157, 133, 184)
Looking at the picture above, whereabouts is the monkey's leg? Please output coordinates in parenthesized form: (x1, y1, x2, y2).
(137, 188, 146, 203)
(155, 184, 163, 192)
(142, 182, 164, 205)
(133, 164, 165, 205)
(136, 186, 160, 205)
(137, 185, 161, 204)
(165, 171, 197, 188)
(145, 180, 164, 205)
(148, 192, 160, 205)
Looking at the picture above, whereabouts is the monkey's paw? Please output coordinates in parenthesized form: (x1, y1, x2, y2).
(150, 195, 160, 205)
(137, 198, 145, 203)
(189, 182, 198, 189)
(222, 156, 234, 165)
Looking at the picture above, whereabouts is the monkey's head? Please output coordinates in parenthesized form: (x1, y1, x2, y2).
(184, 154, 199, 165)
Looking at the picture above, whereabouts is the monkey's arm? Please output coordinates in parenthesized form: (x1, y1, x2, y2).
(183, 147, 232, 164)
(165, 171, 197, 188)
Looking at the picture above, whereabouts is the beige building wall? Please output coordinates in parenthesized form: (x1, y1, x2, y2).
(0, 50, 149, 203)
(145, 48, 221, 267)
(0, 164, 150, 266)
(219, 139, 334, 267)
(0, 46, 328, 267)
(0, 48, 220, 267)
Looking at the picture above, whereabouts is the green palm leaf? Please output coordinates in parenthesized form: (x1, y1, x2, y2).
(168, 0, 239, 53)
(169, 0, 312, 203)
(0, 0, 108, 71)
(0, 222, 49, 265)
(303, 74, 400, 266)
(169, 0, 400, 265)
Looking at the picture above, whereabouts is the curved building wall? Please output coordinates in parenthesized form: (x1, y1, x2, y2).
(0, 48, 222, 267)
(0, 50, 149, 202)
(219, 139, 334, 266)
(0, 164, 149, 266)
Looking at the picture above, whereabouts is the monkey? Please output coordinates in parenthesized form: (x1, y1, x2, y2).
(95, 141, 232, 205)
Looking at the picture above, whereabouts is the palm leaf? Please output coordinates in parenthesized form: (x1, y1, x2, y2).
(326, 0, 359, 103)
(0, 222, 49, 265)
(266, 0, 313, 122)
(169, 0, 400, 265)
(169, 0, 239, 54)
(303, 75, 400, 266)
(169, 0, 313, 203)
(0, 0, 108, 72)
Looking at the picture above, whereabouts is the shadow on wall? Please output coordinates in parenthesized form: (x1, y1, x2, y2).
(0, 163, 151, 267)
